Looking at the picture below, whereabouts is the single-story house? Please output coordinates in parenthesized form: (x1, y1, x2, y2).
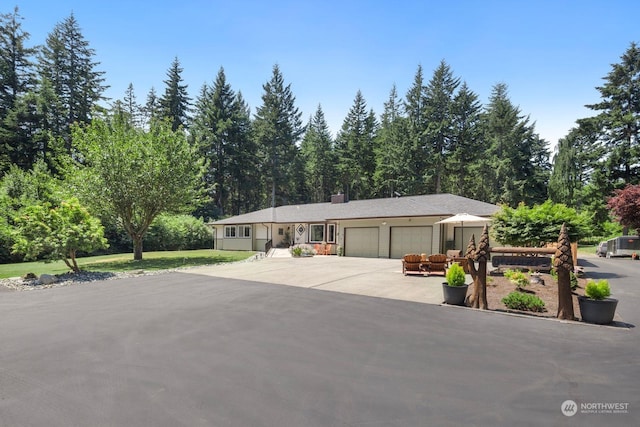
(208, 193, 499, 258)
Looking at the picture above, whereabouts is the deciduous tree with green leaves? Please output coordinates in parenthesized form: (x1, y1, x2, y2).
(13, 197, 108, 272)
(70, 116, 206, 260)
(491, 200, 590, 247)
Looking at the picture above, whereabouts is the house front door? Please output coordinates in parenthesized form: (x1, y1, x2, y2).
(294, 223, 306, 245)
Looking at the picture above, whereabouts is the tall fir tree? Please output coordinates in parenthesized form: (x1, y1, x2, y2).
(423, 60, 460, 193)
(159, 57, 191, 131)
(143, 87, 160, 126)
(373, 84, 411, 197)
(445, 81, 484, 197)
(122, 83, 143, 127)
(191, 67, 255, 218)
(404, 65, 429, 193)
(253, 64, 303, 207)
(549, 117, 610, 229)
(480, 83, 549, 206)
(335, 90, 378, 200)
(586, 42, 640, 186)
(38, 13, 107, 152)
(300, 104, 336, 203)
(0, 6, 39, 173)
(227, 91, 259, 215)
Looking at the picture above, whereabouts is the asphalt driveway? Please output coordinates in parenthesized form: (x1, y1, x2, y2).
(0, 256, 638, 426)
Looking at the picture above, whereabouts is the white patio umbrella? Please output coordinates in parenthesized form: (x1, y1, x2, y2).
(436, 213, 492, 227)
(436, 213, 492, 250)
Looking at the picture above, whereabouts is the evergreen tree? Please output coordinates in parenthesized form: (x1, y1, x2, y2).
(191, 67, 255, 218)
(159, 57, 190, 131)
(227, 91, 259, 215)
(37, 13, 107, 152)
(373, 85, 411, 197)
(480, 83, 549, 206)
(586, 42, 640, 186)
(549, 117, 610, 231)
(445, 81, 484, 197)
(423, 60, 460, 193)
(253, 64, 303, 207)
(122, 83, 142, 127)
(335, 90, 378, 200)
(143, 86, 160, 126)
(404, 65, 429, 193)
(0, 6, 39, 173)
(300, 104, 336, 203)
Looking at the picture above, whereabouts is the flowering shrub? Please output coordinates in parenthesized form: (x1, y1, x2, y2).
(290, 244, 315, 257)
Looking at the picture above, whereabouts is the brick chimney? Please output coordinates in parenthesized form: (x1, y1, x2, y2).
(331, 193, 348, 204)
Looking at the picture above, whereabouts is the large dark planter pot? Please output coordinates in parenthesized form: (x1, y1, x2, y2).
(442, 283, 469, 306)
(578, 296, 618, 324)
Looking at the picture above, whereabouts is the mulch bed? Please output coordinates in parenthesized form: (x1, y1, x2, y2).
(478, 272, 586, 320)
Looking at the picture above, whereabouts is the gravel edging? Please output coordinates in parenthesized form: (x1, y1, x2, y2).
(1, 269, 175, 291)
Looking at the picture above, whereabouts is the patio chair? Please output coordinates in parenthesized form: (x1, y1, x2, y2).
(323, 244, 332, 255)
(314, 243, 324, 255)
(426, 254, 448, 276)
(402, 254, 423, 275)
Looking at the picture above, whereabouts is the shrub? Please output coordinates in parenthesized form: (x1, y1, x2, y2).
(145, 214, 211, 251)
(290, 244, 314, 257)
(446, 262, 466, 287)
(502, 291, 546, 312)
(585, 280, 611, 300)
(504, 269, 529, 289)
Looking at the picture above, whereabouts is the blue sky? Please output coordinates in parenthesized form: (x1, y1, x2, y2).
(12, 0, 640, 148)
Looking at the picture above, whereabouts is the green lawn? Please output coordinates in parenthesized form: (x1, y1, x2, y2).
(0, 250, 255, 279)
(577, 244, 598, 256)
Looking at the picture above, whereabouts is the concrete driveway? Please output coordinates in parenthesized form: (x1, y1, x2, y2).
(185, 255, 449, 304)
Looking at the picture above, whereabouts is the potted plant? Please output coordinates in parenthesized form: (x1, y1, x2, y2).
(578, 279, 618, 324)
(442, 262, 469, 306)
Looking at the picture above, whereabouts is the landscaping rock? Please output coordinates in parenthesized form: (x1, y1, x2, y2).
(39, 274, 58, 285)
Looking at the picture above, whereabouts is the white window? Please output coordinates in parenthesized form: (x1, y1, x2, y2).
(224, 226, 237, 238)
(239, 225, 251, 238)
(327, 224, 336, 243)
(309, 224, 325, 243)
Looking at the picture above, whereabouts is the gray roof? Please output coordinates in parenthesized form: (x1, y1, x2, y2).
(210, 194, 499, 225)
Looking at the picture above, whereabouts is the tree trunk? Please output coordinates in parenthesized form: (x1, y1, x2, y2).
(133, 236, 143, 260)
(556, 268, 575, 320)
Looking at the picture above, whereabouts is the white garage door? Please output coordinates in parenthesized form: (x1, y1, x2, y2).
(344, 227, 379, 258)
(390, 226, 433, 259)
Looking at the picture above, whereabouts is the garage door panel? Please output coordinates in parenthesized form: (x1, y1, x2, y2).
(390, 226, 433, 259)
(345, 227, 379, 258)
